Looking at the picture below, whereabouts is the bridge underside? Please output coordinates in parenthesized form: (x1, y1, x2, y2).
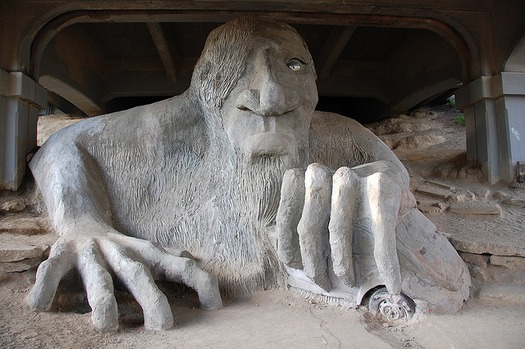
(1, 1, 525, 188)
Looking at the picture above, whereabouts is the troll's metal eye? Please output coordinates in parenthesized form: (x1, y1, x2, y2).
(287, 58, 306, 72)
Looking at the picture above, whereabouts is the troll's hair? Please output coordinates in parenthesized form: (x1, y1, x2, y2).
(191, 17, 315, 110)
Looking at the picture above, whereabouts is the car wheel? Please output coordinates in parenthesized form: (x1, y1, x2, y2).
(368, 287, 415, 320)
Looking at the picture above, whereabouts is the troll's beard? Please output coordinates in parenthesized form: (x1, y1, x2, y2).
(179, 106, 311, 294)
(199, 148, 307, 295)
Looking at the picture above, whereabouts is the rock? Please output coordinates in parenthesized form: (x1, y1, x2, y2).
(450, 237, 525, 258)
(467, 264, 491, 284)
(472, 188, 491, 199)
(510, 181, 525, 189)
(490, 255, 525, 271)
(0, 240, 48, 262)
(425, 180, 455, 191)
(0, 216, 48, 235)
(491, 190, 509, 200)
(0, 232, 56, 263)
(417, 201, 446, 214)
(479, 284, 525, 303)
(377, 136, 396, 149)
(0, 199, 26, 212)
(0, 257, 43, 272)
(418, 205, 440, 214)
(446, 190, 476, 203)
(0, 271, 9, 282)
(502, 197, 525, 207)
(394, 135, 446, 149)
(457, 168, 469, 180)
(367, 118, 432, 135)
(448, 201, 502, 215)
(484, 265, 525, 284)
(459, 252, 489, 268)
(433, 202, 448, 210)
(0, 229, 57, 272)
(391, 122, 432, 134)
(37, 114, 84, 146)
(416, 185, 451, 200)
(411, 110, 434, 119)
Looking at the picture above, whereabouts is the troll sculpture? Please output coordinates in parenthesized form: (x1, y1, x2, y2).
(27, 17, 470, 330)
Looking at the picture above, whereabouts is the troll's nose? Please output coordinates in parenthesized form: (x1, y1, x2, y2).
(236, 66, 300, 116)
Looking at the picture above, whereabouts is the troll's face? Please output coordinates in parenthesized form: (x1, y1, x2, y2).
(193, 18, 318, 165)
(222, 23, 318, 164)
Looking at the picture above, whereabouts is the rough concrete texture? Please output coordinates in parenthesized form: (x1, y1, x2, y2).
(295, 163, 333, 291)
(23, 17, 469, 331)
(275, 168, 305, 269)
(328, 166, 359, 287)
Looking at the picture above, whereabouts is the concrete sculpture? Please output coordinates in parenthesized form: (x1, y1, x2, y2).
(27, 17, 470, 330)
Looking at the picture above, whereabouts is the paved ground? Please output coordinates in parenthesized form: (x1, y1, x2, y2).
(1, 271, 525, 348)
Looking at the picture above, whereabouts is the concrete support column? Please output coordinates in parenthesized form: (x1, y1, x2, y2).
(456, 72, 525, 183)
(0, 68, 47, 190)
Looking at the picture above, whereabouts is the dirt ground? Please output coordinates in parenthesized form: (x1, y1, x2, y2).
(1, 106, 525, 348)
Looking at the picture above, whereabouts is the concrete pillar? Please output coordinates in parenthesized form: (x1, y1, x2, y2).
(0, 68, 47, 190)
(456, 72, 525, 183)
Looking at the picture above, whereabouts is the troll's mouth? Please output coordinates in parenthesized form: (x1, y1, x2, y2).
(244, 132, 296, 159)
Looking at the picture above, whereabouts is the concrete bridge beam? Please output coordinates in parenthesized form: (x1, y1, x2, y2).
(0, 69, 47, 190)
(457, 72, 525, 183)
